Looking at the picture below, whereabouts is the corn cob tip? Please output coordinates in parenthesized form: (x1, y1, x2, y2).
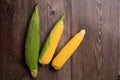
(79, 29, 86, 35)
(31, 69, 37, 78)
(52, 65, 59, 70)
(54, 67, 59, 70)
(35, 4, 38, 10)
(39, 60, 47, 66)
(41, 64, 46, 67)
(60, 13, 65, 21)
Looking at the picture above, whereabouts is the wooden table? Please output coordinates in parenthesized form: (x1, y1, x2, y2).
(0, 0, 119, 80)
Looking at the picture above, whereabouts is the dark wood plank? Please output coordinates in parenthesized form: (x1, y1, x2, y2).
(71, 0, 89, 79)
(37, 0, 71, 80)
(119, 0, 120, 79)
(53, 0, 72, 80)
(71, 0, 119, 80)
(0, 0, 35, 80)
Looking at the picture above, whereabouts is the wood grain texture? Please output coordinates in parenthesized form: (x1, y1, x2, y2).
(119, 0, 120, 80)
(71, 0, 118, 80)
(0, 0, 119, 80)
(0, 0, 35, 80)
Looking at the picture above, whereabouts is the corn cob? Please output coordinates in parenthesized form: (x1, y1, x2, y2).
(38, 14, 65, 65)
(25, 4, 40, 78)
(52, 30, 86, 70)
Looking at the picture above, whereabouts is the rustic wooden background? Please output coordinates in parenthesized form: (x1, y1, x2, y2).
(0, 0, 119, 80)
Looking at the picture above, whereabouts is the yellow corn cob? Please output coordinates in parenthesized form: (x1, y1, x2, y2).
(51, 29, 86, 70)
(38, 14, 65, 65)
